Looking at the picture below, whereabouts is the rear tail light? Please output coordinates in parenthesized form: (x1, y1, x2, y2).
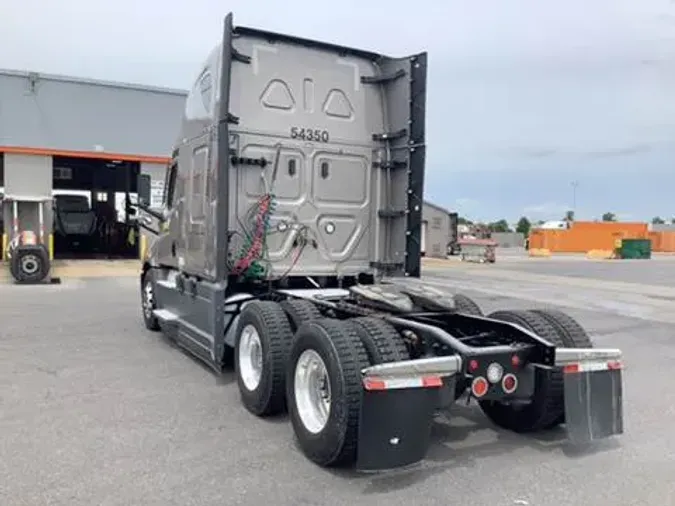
(502, 373, 518, 394)
(471, 376, 489, 398)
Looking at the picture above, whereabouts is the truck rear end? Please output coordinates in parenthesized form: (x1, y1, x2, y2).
(139, 13, 624, 473)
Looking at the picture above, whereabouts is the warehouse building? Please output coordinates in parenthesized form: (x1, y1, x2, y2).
(0, 68, 187, 260)
(421, 200, 451, 258)
(1, 68, 453, 264)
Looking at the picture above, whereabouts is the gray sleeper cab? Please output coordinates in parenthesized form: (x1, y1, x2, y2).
(138, 13, 625, 471)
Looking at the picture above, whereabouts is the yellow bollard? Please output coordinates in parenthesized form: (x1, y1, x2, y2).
(139, 234, 147, 261)
(1, 234, 6, 261)
(48, 234, 54, 260)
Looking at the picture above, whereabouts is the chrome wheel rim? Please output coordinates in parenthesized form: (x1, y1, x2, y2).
(238, 324, 263, 391)
(142, 280, 155, 319)
(21, 255, 39, 275)
(294, 349, 331, 434)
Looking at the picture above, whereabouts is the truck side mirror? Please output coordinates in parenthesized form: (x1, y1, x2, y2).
(137, 174, 152, 207)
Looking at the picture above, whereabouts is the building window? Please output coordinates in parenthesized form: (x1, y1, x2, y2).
(164, 160, 178, 208)
(431, 217, 442, 230)
(54, 166, 73, 180)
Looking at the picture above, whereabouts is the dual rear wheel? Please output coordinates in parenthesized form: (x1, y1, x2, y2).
(478, 308, 594, 433)
(231, 295, 594, 466)
(233, 298, 410, 467)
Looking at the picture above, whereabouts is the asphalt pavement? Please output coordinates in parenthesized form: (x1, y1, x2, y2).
(0, 258, 673, 505)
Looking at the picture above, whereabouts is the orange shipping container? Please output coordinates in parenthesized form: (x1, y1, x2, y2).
(650, 231, 675, 252)
(569, 221, 648, 237)
(528, 222, 649, 253)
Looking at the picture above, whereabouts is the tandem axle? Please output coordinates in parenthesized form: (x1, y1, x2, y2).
(143, 272, 624, 471)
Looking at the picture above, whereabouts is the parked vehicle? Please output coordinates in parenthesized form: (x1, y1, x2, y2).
(53, 194, 98, 252)
(136, 13, 624, 471)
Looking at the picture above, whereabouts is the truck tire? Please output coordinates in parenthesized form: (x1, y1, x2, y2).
(280, 298, 322, 332)
(529, 308, 594, 425)
(141, 269, 160, 331)
(529, 309, 593, 348)
(348, 316, 410, 365)
(10, 247, 49, 284)
(286, 318, 369, 467)
(478, 309, 565, 433)
(454, 293, 483, 316)
(235, 301, 294, 417)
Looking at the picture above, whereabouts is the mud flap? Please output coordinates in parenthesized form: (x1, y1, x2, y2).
(558, 349, 624, 444)
(355, 355, 462, 471)
(356, 386, 439, 471)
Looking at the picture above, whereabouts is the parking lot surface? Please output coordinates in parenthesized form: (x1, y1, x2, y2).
(1, 258, 674, 506)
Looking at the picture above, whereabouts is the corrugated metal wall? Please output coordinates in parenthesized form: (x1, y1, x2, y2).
(529, 221, 649, 252)
(422, 201, 450, 258)
(2, 153, 53, 242)
(0, 70, 187, 157)
(491, 232, 525, 248)
(650, 223, 675, 232)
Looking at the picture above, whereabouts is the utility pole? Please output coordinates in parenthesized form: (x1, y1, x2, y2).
(571, 180, 579, 214)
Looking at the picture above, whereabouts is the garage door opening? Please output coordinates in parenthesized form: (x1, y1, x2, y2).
(52, 156, 141, 260)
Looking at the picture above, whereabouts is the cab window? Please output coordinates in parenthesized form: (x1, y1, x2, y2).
(164, 159, 178, 209)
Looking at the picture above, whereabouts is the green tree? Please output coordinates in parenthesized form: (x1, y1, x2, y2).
(457, 216, 473, 225)
(652, 216, 665, 225)
(488, 219, 511, 233)
(564, 210, 575, 222)
(602, 212, 616, 222)
(515, 216, 531, 235)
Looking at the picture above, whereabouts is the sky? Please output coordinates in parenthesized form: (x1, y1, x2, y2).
(2, 0, 675, 223)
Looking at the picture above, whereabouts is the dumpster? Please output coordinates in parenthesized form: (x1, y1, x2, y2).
(618, 238, 651, 260)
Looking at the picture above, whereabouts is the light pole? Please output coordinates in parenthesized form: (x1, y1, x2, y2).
(571, 180, 579, 215)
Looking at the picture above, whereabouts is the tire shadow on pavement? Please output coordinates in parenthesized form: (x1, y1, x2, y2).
(333, 401, 621, 495)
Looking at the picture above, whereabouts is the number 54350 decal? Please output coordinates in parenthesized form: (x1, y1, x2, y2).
(290, 127, 330, 143)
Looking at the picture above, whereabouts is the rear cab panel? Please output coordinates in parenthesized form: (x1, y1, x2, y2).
(170, 18, 427, 282)
(227, 29, 426, 280)
(150, 14, 427, 369)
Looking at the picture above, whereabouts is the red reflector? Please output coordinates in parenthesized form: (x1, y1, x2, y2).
(422, 376, 443, 388)
(607, 360, 622, 370)
(563, 364, 580, 374)
(511, 354, 520, 367)
(363, 378, 387, 391)
(362, 375, 443, 391)
(469, 359, 479, 372)
(471, 376, 489, 398)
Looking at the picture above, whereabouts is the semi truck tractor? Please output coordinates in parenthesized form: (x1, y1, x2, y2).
(137, 13, 624, 471)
